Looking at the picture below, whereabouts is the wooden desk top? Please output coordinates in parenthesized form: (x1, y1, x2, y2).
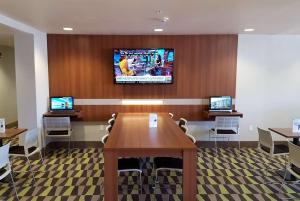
(203, 110, 243, 118)
(43, 111, 82, 118)
(269, 128, 300, 139)
(104, 113, 197, 151)
(0, 128, 27, 139)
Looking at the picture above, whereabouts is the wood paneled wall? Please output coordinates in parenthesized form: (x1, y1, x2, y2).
(47, 34, 238, 120)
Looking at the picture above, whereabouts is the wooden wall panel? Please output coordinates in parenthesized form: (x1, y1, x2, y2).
(47, 34, 238, 120)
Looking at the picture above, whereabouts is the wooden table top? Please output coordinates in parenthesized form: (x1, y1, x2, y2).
(0, 128, 27, 139)
(203, 110, 243, 118)
(104, 113, 197, 151)
(269, 128, 300, 139)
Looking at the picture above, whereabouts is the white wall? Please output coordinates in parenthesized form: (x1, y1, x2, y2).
(0, 45, 17, 124)
(236, 35, 300, 141)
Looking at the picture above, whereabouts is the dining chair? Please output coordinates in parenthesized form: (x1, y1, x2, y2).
(257, 127, 289, 183)
(0, 142, 19, 200)
(108, 118, 115, 127)
(178, 118, 187, 127)
(168, 113, 174, 119)
(9, 128, 44, 184)
(101, 135, 142, 192)
(209, 116, 240, 154)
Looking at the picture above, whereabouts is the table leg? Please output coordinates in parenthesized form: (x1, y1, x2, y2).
(183, 149, 197, 201)
(104, 150, 118, 201)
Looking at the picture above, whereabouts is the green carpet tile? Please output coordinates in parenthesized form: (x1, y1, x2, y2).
(0, 145, 300, 201)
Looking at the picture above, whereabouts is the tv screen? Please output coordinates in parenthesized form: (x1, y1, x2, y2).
(209, 96, 232, 111)
(50, 97, 74, 111)
(113, 48, 174, 84)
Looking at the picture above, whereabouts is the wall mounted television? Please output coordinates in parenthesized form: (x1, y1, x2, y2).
(113, 48, 174, 84)
(50, 96, 74, 111)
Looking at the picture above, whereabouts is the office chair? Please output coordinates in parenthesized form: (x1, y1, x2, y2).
(178, 118, 187, 127)
(168, 113, 174, 119)
(106, 125, 112, 133)
(108, 118, 115, 127)
(257, 127, 289, 184)
(0, 142, 19, 200)
(9, 128, 44, 184)
(101, 135, 142, 192)
(209, 116, 240, 155)
(44, 117, 72, 155)
(153, 133, 196, 185)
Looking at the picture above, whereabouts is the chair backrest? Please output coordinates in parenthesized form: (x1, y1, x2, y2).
(108, 118, 115, 126)
(214, 116, 239, 133)
(101, 134, 109, 145)
(44, 117, 71, 131)
(112, 113, 116, 119)
(168, 113, 174, 119)
(106, 125, 112, 133)
(0, 142, 10, 169)
(288, 142, 300, 169)
(178, 118, 187, 127)
(180, 125, 188, 133)
(186, 133, 196, 144)
(24, 128, 39, 154)
(257, 127, 273, 150)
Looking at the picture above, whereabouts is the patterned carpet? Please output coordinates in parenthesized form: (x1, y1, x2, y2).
(0, 144, 300, 201)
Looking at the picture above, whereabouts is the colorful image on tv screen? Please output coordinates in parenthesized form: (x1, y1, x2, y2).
(210, 96, 232, 110)
(113, 48, 174, 84)
(50, 97, 73, 110)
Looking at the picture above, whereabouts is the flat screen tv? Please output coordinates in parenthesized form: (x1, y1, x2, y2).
(50, 97, 74, 111)
(113, 48, 174, 84)
(209, 96, 232, 112)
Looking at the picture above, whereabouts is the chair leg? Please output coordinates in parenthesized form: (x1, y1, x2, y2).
(9, 172, 19, 201)
(214, 138, 218, 155)
(39, 150, 44, 164)
(26, 156, 36, 185)
(155, 169, 159, 184)
(139, 171, 142, 194)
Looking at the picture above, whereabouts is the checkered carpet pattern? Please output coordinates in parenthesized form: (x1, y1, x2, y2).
(1, 145, 300, 201)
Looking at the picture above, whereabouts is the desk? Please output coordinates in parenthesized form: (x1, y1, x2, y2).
(269, 128, 300, 181)
(0, 128, 27, 146)
(203, 111, 243, 119)
(43, 111, 82, 118)
(104, 113, 197, 201)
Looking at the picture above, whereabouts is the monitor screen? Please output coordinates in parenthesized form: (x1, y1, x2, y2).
(113, 48, 174, 84)
(209, 96, 232, 111)
(50, 97, 74, 110)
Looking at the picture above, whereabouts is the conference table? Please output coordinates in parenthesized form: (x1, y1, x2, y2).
(104, 113, 197, 201)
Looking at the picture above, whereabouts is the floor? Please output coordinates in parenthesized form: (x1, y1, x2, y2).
(0, 145, 300, 201)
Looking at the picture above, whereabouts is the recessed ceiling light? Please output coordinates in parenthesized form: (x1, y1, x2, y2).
(154, 28, 163, 32)
(244, 28, 255, 32)
(63, 27, 73, 31)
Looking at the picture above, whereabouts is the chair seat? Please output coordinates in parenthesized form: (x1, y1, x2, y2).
(261, 144, 289, 154)
(9, 146, 37, 155)
(47, 130, 69, 135)
(0, 167, 7, 176)
(154, 157, 183, 169)
(118, 158, 140, 171)
(211, 128, 237, 135)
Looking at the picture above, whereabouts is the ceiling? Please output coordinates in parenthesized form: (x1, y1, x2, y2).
(0, 0, 300, 34)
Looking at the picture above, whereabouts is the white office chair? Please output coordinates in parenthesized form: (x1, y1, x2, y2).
(108, 118, 115, 127)
(44, 117, 72, 155)
(9, 128, 44, 184)
(154, 133, 196, 185)
(168, 113, 174, 119)
(111, 113, 117, 119)
(101, 135, 142, 192)
(105, 125, 112, 133)
(178, 118, 188, 127)
(209, 116, 240, 154)
(257, 127, 289, 184)
(0, 142, 19, 200)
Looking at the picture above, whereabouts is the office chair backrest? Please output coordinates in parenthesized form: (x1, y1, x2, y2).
(108, 118, 115, 126)
(288, 142, 300, 169)
(186, 133, 196, 144)
(257, 127, 273, 149)
(215, 116, 239, 133)
(180, 125, 188, 133)
(0, 142, 10, 169)
(179, 118, 188, 127)
(106, 125, 112, 133)
(112, 113, 116, 119)
(44, 117, 71, 131)
(24, 129, 39, 154)
(101, 134, 109, 145)
(168, 113, 174, 119)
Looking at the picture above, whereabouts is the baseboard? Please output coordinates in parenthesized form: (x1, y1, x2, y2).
(47, 140, 259, 149)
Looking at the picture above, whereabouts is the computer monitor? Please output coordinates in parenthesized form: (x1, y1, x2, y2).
(209, 96, 232, 112)
(50, 97, 74, 111)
